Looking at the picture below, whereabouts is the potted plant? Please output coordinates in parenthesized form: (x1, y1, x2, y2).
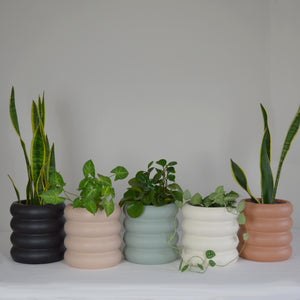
(231, 104, 300, 262)
(8, 87, 65, 264)
(179, 186, 244, 272)
(41, 160, 128, 269)
(119, 159, 183, 264)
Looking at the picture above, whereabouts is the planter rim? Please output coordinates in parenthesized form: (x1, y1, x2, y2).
(184, 202, 234, 210)
(11, 200, 65, 208)
(64, 203, 121, 221)
(139, 202, 177, 209)
(243, 198, 291, 206)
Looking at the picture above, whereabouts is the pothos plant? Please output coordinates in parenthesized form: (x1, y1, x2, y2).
(177, 186, 247, 273)
(119, 159, 183, 218)
(231, 104, 300, 204)
(8, 87, 56, 205)
(41, 160, 128, 216)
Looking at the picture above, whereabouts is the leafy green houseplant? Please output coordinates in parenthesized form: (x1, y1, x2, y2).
(230, 104, 299, 262)
(9, 87, 65, 264)
(41, 160, 128, 269)
(120, 159, 183, 264)
(41, 160, 128, 216)
(180, 186, 244, 273)
(119, 159, 183, 218)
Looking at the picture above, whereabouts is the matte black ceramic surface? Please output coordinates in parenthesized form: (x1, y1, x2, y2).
(10, 201, 65, 264)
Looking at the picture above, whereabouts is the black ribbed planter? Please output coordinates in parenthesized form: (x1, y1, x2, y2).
(10, 200, 65, 264)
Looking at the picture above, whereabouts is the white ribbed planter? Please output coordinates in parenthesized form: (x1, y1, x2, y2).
(64, 204, 122, 269)
(181, 203, 239, 266)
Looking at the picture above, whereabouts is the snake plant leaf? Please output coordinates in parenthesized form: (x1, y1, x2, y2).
(260, 129, 274, 204)
(48, 144, 56, 179)
(8, 175, 21, 203)
(260, 104, 271, 161)
(111, 166, 129, 181)
(83, 160, 95, 178)
(38, 94, 45, 127)
(272, 105, 300, 201)
(45, 135, 50, 161)
(31, 101, 39, 134)
(31, 126, 46, 193)
(9, 88, 32, 180)
(9, 87, 21, 136)
(26, 178, 32, 202)
(230, 159, 259, 203)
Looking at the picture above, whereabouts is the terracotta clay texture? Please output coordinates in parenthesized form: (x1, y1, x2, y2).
(238, 199, 293, 262)
(64, 204, 122, 269)
(181, 204, 239, 266)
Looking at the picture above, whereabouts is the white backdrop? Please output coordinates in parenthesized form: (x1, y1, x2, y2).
(0, 0, 299, 231)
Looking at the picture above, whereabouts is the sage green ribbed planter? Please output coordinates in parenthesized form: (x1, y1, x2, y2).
(123, 203, 178, 264)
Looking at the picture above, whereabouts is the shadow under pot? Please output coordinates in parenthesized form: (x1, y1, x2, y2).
(181, 203, 239, 266)
(123, 203, 179, 265)
(10, 200, 65, 264)
(64, 204, 122, 269)
(238, 199, 293, 262)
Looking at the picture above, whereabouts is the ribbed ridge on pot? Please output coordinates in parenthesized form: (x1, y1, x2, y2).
(123, 203, 179, 265)
(10, 201, 65, 264)
(181, 204, 239, 266)
(238, 199, 293, 262)
(64, 204, 122, 269)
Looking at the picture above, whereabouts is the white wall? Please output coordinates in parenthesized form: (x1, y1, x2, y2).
(0, 0, 299, 231)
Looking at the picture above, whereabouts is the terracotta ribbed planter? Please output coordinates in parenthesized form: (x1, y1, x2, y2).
(238, 199, 293, 262)
(64, 204, 122, 269)
(123, 203, 179, 264)
(181, 204, 239, 266)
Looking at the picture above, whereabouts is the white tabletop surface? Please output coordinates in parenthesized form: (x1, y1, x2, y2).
(1, 230, 300, 300)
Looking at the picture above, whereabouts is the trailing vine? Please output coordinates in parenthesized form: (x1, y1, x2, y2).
(171, 186, 248, 273)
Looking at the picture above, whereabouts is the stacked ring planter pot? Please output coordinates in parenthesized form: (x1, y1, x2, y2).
(238, 199, 293, 262)
(10, 200, 65, 264)
(123, 203, 179, 264)
(64, 204, 122, 269)
(181, 203, 239, 266)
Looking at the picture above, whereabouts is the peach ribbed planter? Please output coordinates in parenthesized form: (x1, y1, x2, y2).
(64, 204, 122, 269)
(238, 199, 293, 262)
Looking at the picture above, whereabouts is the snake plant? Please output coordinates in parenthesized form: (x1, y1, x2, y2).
(8, 87, 56, 205)
(231, 104, 300, 204)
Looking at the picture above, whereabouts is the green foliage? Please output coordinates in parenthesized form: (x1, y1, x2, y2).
(8, 87, 56, 205)
(231, 104, 300, 204)
(119, 159, 183, 218)
(41, 160, 128, 216)
(179, 250, 216, 273)
(183, 185, 239, 208)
